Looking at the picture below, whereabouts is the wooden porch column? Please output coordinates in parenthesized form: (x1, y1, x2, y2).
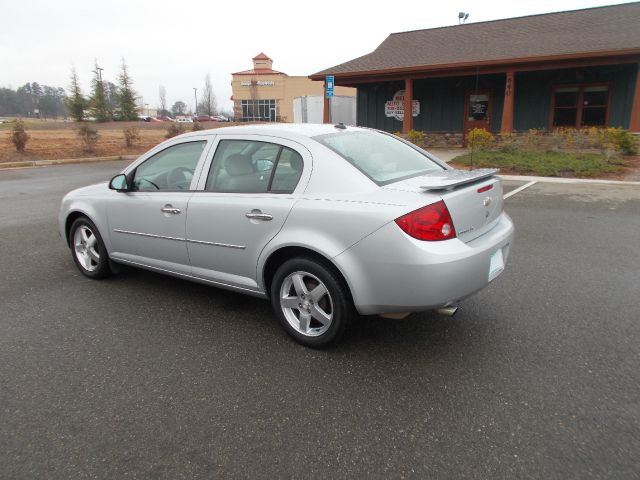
(500, 70, 515, 133)
(403, 78, 413, 133)
(630, 63, 640, 132)
(323, 80, 330, 124)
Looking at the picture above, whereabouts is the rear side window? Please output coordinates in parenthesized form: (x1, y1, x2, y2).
(313, 131, 443, 185)
(205, 140, 303, 193)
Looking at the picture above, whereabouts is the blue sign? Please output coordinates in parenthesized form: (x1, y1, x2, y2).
(326, 75, 334, 98)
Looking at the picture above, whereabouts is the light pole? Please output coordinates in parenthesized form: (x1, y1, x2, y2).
(96, 66, 104, 83)
(193, 88, 198, 117)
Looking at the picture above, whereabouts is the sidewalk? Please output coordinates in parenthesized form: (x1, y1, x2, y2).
(428, 148, 468, 163)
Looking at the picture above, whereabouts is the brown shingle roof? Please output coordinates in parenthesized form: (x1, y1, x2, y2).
(311, 3, 640, 78)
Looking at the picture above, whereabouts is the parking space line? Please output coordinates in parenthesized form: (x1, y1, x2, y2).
(503, 180, 537, 199)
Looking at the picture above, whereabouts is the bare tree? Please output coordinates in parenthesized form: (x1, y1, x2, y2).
(158, 85, 167, 115)
(199, 73, 217, 116)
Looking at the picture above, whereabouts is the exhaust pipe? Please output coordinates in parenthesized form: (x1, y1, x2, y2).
(434, 305, 459, 317)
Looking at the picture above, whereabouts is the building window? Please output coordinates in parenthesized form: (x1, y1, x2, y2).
(552, 85, 609, 128)
(241, 99, 278, 122)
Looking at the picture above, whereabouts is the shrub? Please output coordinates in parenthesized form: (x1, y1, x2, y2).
(405, 129, 425, 146)
(496, 132, 518, 153)
(10, 119, 30, 152)
(467, 128, 494, 151)
(549, 127, 577, 150)
(525, 128, 544, 149)
(192, 121, 204, 132)
(123, 126, 140, 148)
(165, 123, 185, 139)
(76, 124, 99, 153)
(602, 127, 638, 155)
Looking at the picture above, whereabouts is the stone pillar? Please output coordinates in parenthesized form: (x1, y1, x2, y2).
(500, 70, 515, 133)
(403, 78, 413, 133)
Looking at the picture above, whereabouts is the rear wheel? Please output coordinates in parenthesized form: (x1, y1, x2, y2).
(270, 257, 352, 347)
(69, 217, 111, 279)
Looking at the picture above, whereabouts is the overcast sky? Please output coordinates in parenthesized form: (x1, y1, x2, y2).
(1, 0, 634, 113)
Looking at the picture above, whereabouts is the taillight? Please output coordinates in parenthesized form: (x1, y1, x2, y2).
(395, 201, 456, 241)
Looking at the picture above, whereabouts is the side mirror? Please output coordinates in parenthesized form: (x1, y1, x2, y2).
(109, 173, 129, 192)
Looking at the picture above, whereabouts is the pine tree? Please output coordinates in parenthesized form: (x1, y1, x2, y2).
(89, 61, 111, 122)
(117, 59, 138, 121)
(65, 67, 86, 122)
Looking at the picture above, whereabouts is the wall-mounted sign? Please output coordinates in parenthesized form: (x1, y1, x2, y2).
(384, 90, 419, 121)
(240, 80, 275, 86)
(468, 94, 489, 120)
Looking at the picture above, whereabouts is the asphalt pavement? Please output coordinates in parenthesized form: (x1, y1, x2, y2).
(1, 162, 639, 479)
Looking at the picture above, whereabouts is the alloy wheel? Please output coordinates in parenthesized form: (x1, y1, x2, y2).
(73, 225, 100, 272)
(279, 271, 334, 337)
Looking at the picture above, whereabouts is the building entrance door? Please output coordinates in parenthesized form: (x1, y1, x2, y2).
(464, 91, 493, 144)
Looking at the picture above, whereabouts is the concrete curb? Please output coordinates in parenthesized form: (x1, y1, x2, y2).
(499, 174, 640, 186)
(0, 155, 137, 170)
(1, 155, 638, 186)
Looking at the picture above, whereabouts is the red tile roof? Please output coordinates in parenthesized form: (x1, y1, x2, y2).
(232, 68, 286, 76)
(311, 3, 640, 78)
(253, 52, 272, 60)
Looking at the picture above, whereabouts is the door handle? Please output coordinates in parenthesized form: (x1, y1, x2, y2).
(161, 204, 181, 215)
(245, 211, 273, 221)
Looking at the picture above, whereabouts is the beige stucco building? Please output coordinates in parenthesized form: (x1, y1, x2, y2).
(231, 53, 355, 122)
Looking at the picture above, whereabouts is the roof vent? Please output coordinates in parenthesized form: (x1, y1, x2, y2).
(334, 123, 346, 130)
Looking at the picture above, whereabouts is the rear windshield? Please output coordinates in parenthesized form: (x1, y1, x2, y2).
(313, 130, 444, 185)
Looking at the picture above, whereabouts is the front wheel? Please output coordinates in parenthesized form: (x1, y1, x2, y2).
(270, 257, 353, 347)
(69, 217, 111, 279)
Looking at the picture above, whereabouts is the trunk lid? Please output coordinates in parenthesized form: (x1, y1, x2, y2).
(384, 169, 503, 243)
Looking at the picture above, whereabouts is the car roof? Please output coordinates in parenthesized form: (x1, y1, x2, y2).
(177, 123, 368, 142)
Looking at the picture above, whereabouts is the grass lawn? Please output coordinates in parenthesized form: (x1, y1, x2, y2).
(451, 149, 625, 177)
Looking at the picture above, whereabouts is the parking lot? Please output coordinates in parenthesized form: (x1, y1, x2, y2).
(1, 161, 639, 479)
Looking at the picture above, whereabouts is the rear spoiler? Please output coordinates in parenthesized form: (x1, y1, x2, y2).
(419, 168, 498, 191)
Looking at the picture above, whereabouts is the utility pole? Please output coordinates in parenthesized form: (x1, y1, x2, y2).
(193, 87, 198, 116)
(96, 66, 104, 84)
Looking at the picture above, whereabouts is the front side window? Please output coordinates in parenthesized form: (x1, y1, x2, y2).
(313, 131, 443, 185)
(132, 141, 206, 191)
(552, 85, 609, 128)
(205, 140, 303, 194)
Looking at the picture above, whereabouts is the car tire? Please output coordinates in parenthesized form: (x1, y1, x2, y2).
(270, 257, 353, 348)
(69, 217, 111, 279)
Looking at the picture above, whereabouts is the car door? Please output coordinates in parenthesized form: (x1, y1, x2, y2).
(107, 137, 211, 274)
(186, 135, 310, 291)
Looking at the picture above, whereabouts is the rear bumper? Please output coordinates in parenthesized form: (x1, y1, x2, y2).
(334, 212, 514, 315)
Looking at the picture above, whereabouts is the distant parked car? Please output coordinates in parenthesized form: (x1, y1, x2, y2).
(138, 115, 151, 122)
(212, 115, 228, 122)
(175, 116, 193, 123)
(193, 115, 214, 122)
(58, 124, 514, 347)
(157, 116, 175, 122)
(149, 117, 163, 123)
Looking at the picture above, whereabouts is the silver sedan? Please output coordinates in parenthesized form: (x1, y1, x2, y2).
(59, 124, 514, 347)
